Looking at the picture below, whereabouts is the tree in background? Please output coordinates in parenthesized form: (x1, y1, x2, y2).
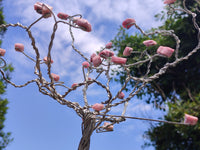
(0, 0, 13, 149)
(112, 0, 200, 149)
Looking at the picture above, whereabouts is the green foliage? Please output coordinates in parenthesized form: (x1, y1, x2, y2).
(0, 0, 14, 149)
(144, 98, 200, 150)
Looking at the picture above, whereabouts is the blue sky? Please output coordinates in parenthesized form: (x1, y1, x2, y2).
(1, 0, 167, 150)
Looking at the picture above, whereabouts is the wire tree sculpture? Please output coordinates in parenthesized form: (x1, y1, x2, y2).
(0, 0, 199, 149)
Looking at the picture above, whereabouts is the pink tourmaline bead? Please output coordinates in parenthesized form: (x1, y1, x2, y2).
(71, 83, 78, 88)
(15, 43, 24, 52)
(82, 61, 90, 68)
(122, 18, 136, 29)
(73, 18, 92, 32)
(105, 42, 112, 49)
(143, 40, 157, 47)
(90, 53, 96, 62)
(111, 56, 127, 65)
(51, 73, 60, 81)
(164, 0, 176, 4)
(184, 114, 198, 125)
(99, 50, 114, 59)
(103, 122, 114, 131)
(118, 92, 125, 99)
(57, 12, 69, 20)
(43, 56, 54, 64)
(34, 2, 53, 18)
(92, 103, 104, 111)
(92, 55, 102, 67)
(0, 48, 6, 56)
(123, 47, 133, 56)
(157, 46, 174, 58)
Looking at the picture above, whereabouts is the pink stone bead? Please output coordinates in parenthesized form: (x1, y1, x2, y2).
(92, 55, 102, 67)
(15, 43, 24, 52)
(157, 46, 174, 58)
(111, 56, 127, 65)
(51, 73, 60, 81)
(164, 0, 176, 4)
(184, 114, 198, 125)
(73, 18, 92, 32)
(92, 103, 104, 111)
(90, 53, 96, 62)
(82, 61, 90, 68)
(71, 83, 78, 88)
(123, 47, 133, 56)
(34, 2, 53, 18)
(43, 56, 54, 64)
(143, 40, 157, 47)
(99, 50, 114, 59)
(0, 48, 6, 56)
(103, 122, 114, 131)
(57, 12, 69, 20)
(118, 92, 125, 99)
(105, 42, 112, 49)
(122, 18, 136, 29)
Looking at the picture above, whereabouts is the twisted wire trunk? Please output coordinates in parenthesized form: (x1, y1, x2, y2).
(78, 113, 96, 150)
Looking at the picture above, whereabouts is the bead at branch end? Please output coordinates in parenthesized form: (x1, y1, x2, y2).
(51, 73, 60, 81)
(0, 48, 6, 56)
(92, 103, 104, 111)
(57, 12, 69, 20)
(143, 40, 157, 47)
(73, 18, 92, 32)
(111, 56, 127, 65)
(99, 50, 114, 59)
(122, 18, 136, 29)
(164, 0, 176, 4)
(71, 83, 78, 89)
(15, 43, 24, 52)
(90, 53, 97, 62)
(184, 114, 198, 125)
(82, 61, 90, 68)
(157, 46, 174, 58)
(43, 56, 54, 64)
(118, 92, 125, 99)
(123, 47, 133, 56)
(105, 42, 113, 49)
(92, 55, 102, 67)
(34, 2, 53, 18)
(103, 122, 114, 131)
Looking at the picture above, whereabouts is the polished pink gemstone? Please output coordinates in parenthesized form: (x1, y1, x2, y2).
(57, 12, 69, 20)
(73, 18, 92, 32)
(43, 56, 54, 64)
(0, 48, 6, 56)
(92, 103, 104, 111)
(51, 73, 60, 81)
(164, 0, 176, 4)
(122, 18, 136, 29)
(123, 47, 133, 56)
(71, 83, 78, 88)
(90, 53, 96, 62)
(184, 114, 198, 125)
(157, 46, 174, 58)
(105, 42, 112, 49)
(99, 50, 114, 59)
(15, 43, 24, 52)
(118, 92, 125, 99)
(92, 55, 102, 67)
(143, 40, 157, 47)
(103, 122, 114, 131)
(82, 61, 90, 68)
(111, 56, 127, 65)
(34, 2, 52, 18)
